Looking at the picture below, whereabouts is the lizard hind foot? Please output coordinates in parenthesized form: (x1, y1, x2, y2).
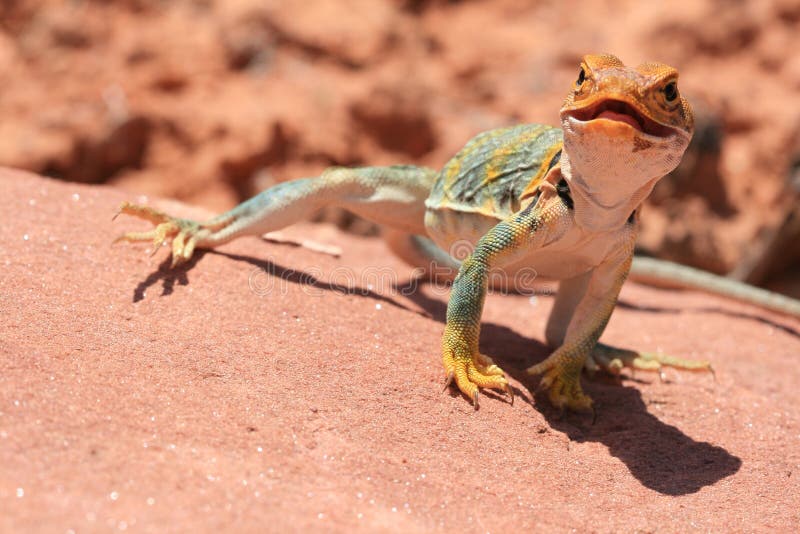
(589, 343, 713, 380)
(113, 201, 211, 267)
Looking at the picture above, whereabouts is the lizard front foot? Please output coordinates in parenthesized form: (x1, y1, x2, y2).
(442, 350, 513, 408)
(527, 350, 593, 412)
(112, 202, 223, 267)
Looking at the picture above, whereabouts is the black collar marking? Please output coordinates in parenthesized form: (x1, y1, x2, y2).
(556, 178, 574, 210)
(546, 149, 562, 173)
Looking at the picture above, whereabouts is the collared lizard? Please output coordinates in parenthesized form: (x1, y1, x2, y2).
(114, 53, 800, 411)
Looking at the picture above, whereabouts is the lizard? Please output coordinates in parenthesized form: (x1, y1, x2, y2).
(114, 53, 800, 412)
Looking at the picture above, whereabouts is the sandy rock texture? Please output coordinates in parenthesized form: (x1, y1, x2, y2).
(2, 168, 799, 531)
(1, 0, 799, 289)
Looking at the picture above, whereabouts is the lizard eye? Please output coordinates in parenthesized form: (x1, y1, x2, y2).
(664, 81, 678, 102)
(576, 67, 586, 87)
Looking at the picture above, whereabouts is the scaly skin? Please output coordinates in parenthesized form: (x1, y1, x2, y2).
(116, 54, 775, 412)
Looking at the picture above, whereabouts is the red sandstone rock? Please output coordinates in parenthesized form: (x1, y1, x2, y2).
(1, 168, 799, 531)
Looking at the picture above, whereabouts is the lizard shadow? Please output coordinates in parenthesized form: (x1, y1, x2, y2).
(212, 250, 419, 313)
(403, 284, 742, 496)
(133, 252, 742, 495)
(531, 379, 742, 496)
(131, 249, 416, 313)
(132, 251, 202, 302)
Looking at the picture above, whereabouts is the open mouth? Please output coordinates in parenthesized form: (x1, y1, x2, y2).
(566, 99, 677, 138)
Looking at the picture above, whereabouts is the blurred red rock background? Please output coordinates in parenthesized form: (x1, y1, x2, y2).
(2, 0, 799, 293)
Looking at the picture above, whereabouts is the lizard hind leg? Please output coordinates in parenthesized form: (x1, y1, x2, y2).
(589, 342, 713, 379)
(114, 165, 437, 266)
(384, 230, 462, 286)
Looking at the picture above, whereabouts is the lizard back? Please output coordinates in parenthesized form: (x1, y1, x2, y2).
(426, 124, 564, 220)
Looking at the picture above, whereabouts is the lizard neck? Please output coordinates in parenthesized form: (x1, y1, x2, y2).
(559, 150, 658, 232)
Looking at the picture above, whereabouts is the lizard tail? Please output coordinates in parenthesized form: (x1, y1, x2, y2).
(629, 256, 800, 318)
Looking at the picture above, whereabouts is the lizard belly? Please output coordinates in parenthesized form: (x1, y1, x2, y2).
(425, 205, 631, 282)
(503, 249, 600, 281)
(510, 224, 631, 281)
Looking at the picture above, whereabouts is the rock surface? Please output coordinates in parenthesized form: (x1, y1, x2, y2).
(1, 0, 800, 287)
(2, 168, 800, 531)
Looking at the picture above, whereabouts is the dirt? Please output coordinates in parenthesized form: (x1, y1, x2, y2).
(1, 0, 799, 289)
(2, 168, 800, 532)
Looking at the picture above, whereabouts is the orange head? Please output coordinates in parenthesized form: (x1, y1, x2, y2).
(558, 54, 694, 210)
(561, 53, 694, 139)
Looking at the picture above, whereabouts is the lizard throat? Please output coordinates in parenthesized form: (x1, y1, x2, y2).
(559, 150, 661, 232)
(559, 110, 691, 228)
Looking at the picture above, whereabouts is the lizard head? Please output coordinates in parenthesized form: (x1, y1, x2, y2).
(559, 54, 694, 205)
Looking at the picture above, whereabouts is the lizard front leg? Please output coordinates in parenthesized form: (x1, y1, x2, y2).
(442, 196, 569, 407)
(546, 271, 712, 380)
(527, 242, 634, 411)
(442, 251, 514, 408)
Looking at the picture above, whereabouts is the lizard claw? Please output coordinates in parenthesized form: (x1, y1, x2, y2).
(150, 239, 165, 257)
(504, 383, 514, 405)
(442, 371, 454, 393)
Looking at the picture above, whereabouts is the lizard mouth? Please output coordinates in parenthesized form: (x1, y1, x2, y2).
(566, 99, 677, 138)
